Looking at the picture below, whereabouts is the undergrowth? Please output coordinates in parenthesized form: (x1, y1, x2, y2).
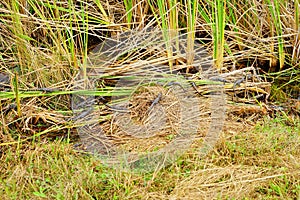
(0, 116, 299, 199)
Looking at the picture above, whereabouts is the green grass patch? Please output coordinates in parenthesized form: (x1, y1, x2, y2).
(1, 115, 299, 199)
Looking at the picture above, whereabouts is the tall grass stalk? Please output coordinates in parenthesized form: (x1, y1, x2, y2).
(124, 0, 133, 28)
(95, 0, 109, 23)
(169, 0, 178, 31)
(79, 2, 89, 88)
(295, 0, 299, 32)
(158, 0, 173, 70)
(67, 0, 78, 70)
(13, 73, 21, 117)
(266, 0, 285, 69)
(293, 0, 299, 64)
(212, 0, 226, 69)
(10, 0, 30, 75)
(148, 0, 178, 70)
(167, 0, 179, 70)
(185, 0, 198, 67)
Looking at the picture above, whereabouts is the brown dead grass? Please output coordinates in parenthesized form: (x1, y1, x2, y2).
(129, 114, 300, 200)
(0, 103, 299, 199)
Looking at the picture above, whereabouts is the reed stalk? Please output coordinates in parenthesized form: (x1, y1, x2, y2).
(185, 0, 198, 67)
(212, 0, 226, 69)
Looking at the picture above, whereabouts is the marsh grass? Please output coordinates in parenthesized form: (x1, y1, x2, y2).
(148, 0, 177, 70)
(123, 0, 133, 27)
(0, 0, 300, 199)
(266, 0, 285, 70)
(185, 0, 198, 66)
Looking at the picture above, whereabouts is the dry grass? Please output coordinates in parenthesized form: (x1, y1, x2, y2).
(1, 111, 299, 199)
(0, 0, 300, 199)
(133, 116, 300, 199)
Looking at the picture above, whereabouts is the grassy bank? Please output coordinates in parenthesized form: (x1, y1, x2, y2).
(0, 116, 299, 199)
